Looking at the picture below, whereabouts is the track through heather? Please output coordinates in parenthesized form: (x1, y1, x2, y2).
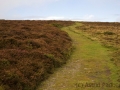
(37, 23, 119, 90)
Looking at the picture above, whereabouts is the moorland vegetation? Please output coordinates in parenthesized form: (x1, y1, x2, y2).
(0, 20, 74, 90)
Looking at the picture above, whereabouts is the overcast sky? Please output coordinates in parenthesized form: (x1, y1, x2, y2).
(0, 0, 120, 22)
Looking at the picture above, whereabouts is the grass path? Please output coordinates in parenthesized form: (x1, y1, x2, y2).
(37, 23, 119, 90)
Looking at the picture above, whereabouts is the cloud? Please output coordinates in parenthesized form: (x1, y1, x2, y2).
(112, 14, 120, 22)
(4, 14, 110, 22)
(83, 15, 94, 20)
(40, 16, 65, 20)
(23, 15, 107, 22)
(114, 14, 120, 16)
(116, 15, 120, 22)
(24, 16, 65, 20)
(0, 0, 59, 12)
(0, 0, 59, 19)
(116, 18, 120, 22)
(86, 0, 120, 6)
(24, 16, 97, 21)
(87, 0, 118, 3)
(73, 15, 96, 21)
(71, 15, 108, 22)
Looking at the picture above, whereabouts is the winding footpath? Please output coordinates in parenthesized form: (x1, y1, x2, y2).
(37, 23, 119, 90)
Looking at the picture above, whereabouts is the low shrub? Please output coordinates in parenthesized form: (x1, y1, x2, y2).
(104, 31, 115, 35)
(0, 20, 73, 90)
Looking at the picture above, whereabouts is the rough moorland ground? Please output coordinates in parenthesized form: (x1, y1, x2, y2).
(76, 22, 120, 79)
(0, 20, 74, 90)
(37, 22, 120, 90)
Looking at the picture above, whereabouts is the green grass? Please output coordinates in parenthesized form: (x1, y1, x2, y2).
(37, 22, 120, 90)
(63, 23, 119, 90)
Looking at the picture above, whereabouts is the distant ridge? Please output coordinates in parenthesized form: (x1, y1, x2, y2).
(0, 19, 5, 20)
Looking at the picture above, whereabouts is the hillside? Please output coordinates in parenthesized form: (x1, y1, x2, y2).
(76, 22, 120, 71)
(0, 20, 74, 90)
(37, 22, 120, 90)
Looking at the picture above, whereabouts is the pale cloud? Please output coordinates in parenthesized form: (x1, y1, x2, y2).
(24, 16, 65, 20)
(75, 15, 96, 21)
(87, 0, 119, 2)
(72, 15, 107, 22)
(0, 0, 60, 19)
(114, 14, 120, 16)
(83, 15, 94, 20)
(116, 18, 120, 22)
(87, 0, 120, 5)
(23, 15, 95, 21)
(40, 16, 65, 20)
(64, 15, 95, 21)
(24, 16, 97, 21)
(112, 14, 120, 22)
(0, 0, 59, 12)
(115, 15, 120, 22)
